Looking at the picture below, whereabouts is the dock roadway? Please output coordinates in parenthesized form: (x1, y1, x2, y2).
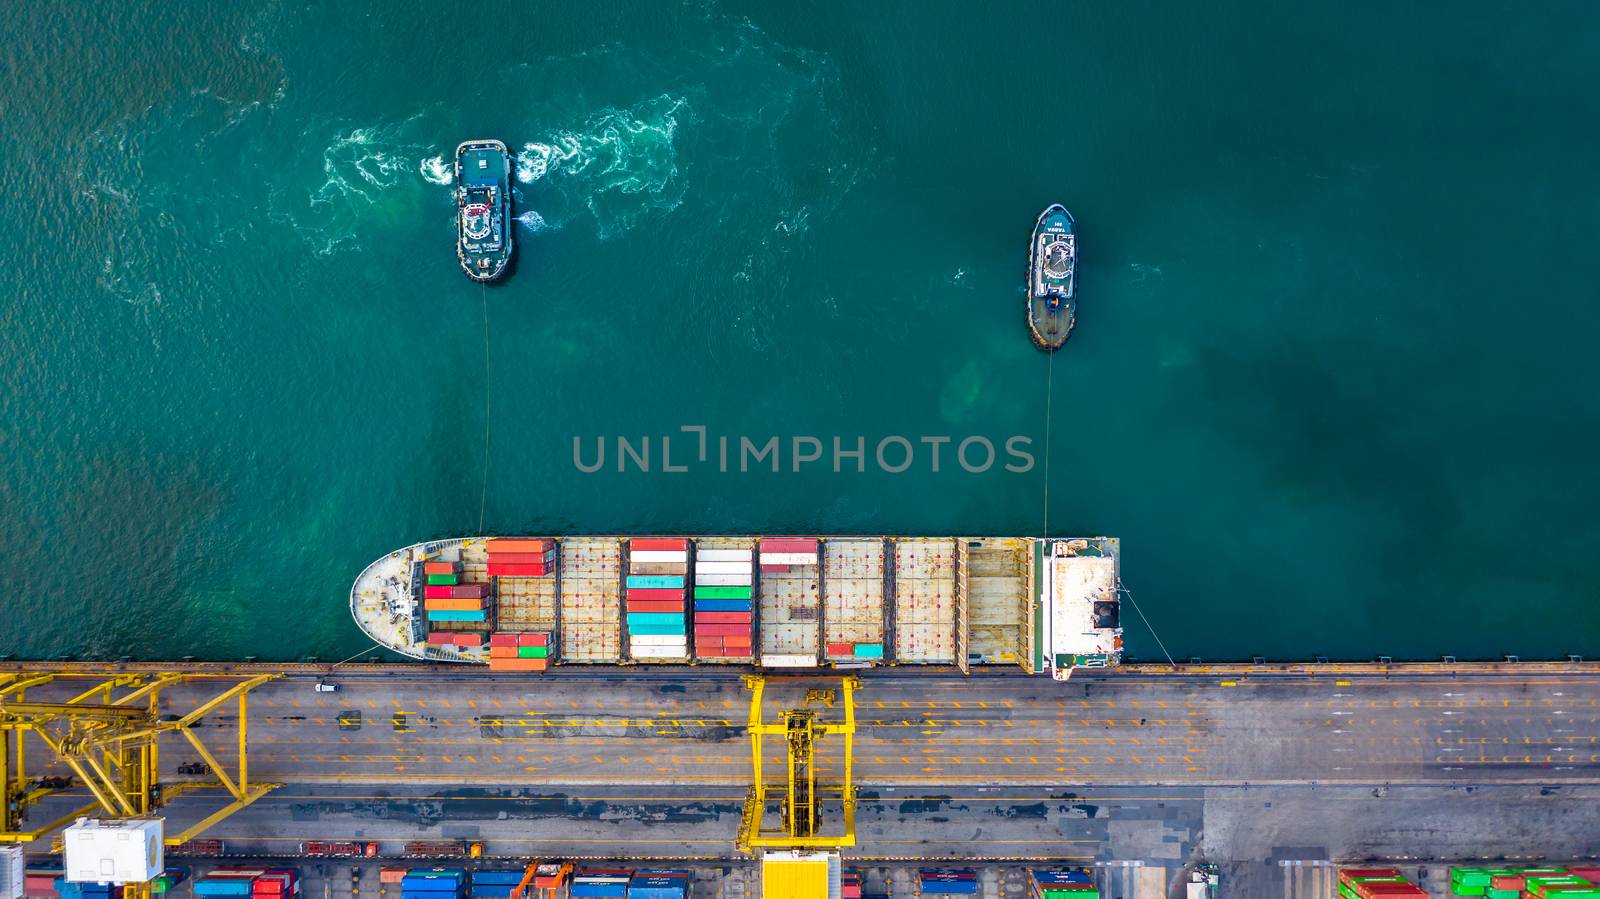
(12, 665, 1600, 895)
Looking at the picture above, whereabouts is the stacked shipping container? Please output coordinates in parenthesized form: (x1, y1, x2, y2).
(400, 869, 467, 899)
(1337, 869, 1425, 898)
(625, 871, 690, 899)
(1027, 870, 1096, 898)
(627, 539, 689, 661)
(918, 870, 978, 896)
(694, 544, 754, 660)
(468, 871, 526, 899)
(758, 538, 821, 666)
(571, 870, 632, 899)
(486, 538, 555, 577)
(193, 869, 299, 899)
(1449, 865, 1600, 897)
(488, 631, 551, 672)
(841, 872, 863, 899)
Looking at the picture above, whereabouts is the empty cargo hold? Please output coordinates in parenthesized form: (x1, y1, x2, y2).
(892, 538, 960, 663)
(965, 537, 1033, 668)
(758, 538, 821, 665)
(822, 538, 886, 663)
(559, 537, 624, 662)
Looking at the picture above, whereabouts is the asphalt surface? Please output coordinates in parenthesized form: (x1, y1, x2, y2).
(10, 666, 1600, 897)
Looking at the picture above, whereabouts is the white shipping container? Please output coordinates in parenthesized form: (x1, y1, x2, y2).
(761, 654, 820, 667)
(696, 549, 752, 561)
(630, 550, 688, 563)
(632, 645, 689, 658)
(63, 818, 164, 884)
(696, 573, 753, 586)
(760, 553, 819, 565)
(2, 846, 22, 899)
(694, 561, 753, 574)
(629, 634, 688, 647)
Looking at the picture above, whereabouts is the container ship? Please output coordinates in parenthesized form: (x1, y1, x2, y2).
(351, 535, 1123, 678)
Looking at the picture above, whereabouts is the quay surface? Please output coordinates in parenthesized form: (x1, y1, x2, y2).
(5, 662, 1599, 898)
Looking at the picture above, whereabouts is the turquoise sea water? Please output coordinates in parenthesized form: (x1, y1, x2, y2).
(2, 2, 1598, 662)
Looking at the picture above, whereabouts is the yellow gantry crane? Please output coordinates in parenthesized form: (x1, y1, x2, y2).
(0, 669, 281, 849)
(736, 675, 859, 853)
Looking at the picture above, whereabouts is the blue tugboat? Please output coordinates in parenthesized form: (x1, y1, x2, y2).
(455, 140, 512, 282)
(1027, 205, 1076, 350)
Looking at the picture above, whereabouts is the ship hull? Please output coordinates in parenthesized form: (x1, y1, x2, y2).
(351, 534, 1122, 679)
(455, 140, 513, 282)
(1027, 204, 1077, 351)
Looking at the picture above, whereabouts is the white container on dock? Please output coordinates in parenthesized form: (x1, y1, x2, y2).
(63, 818, 164, 884)
(697, 549, 753, 561)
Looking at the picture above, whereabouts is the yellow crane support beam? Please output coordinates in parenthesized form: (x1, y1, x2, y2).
(738, 675, 859, 853)
(0, 670, 281, 846)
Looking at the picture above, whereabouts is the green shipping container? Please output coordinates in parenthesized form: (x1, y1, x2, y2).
(1484, 891, 1520, 899)
(518, 645, 549, 659)
(1451, 887, 1484, 897)
(1453, 870, 1493, 887)
(852, 643, 884, 658)
(694, 586, 753, 599)
(427, 574, 459, 585)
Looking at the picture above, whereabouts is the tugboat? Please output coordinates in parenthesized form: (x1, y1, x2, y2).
(1027, 204, 1077, 350)
(454, 139, 512, 282)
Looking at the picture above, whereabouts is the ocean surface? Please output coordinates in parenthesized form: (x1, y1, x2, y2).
(2, 1, 1598, 662)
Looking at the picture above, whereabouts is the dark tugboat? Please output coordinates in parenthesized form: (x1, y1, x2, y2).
(1027, 205, 1076, 350)
(455, 139, 512, 282)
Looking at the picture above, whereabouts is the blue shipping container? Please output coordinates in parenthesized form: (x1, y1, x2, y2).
(194, 882, 255, 898)
(918, 884, 976, 896)
(468, 890, 513, 899)
(693, 600, 752, 612)
(471, 873, 526, 886)
(571, 884, 628, 899)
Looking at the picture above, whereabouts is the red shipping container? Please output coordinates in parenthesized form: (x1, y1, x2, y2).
(723, 636, 753, 648)
(759, 538, 819, 552)
(451, 584, 489, 598)
(423, 561, 456, 575)
(453, 633, 483, 646)
(696, 612, 752, 624)
(1567, 869, 1600, 882)
(424, 585, 453, 598)
(490, 633, 519, 647)
(827, 642, 853, 655)
(631, 538, 688, 551)
(697, 622, 750, 636)
(426, 631, 453, 644)
(486, 551, 553, 563)
(695, 636, 724, 647)
(698, 647, 727, 658)
(519, 633, 549, 646)
(761, 564, 790, 574)
(628, 587, 686, 602)
(488, 563, 551, 576)
(628, 600, 686, 613)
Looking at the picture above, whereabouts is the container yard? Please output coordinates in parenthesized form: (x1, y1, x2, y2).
(351, 535, 1122, 676)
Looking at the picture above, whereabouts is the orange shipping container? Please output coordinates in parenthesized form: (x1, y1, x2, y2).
(424, 598, 483, 611)
(488, 657, 548, 672)
(380, 868, 408, 885)
(486, 538, 550, 553)
(423, 561, 456, 575)
(518, 633, 550, 646)
(490, 646, 518, 658)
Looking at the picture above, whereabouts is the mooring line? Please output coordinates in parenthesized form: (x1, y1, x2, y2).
(478, 282, 491, 535)
(1041, 348, 1055, 538)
